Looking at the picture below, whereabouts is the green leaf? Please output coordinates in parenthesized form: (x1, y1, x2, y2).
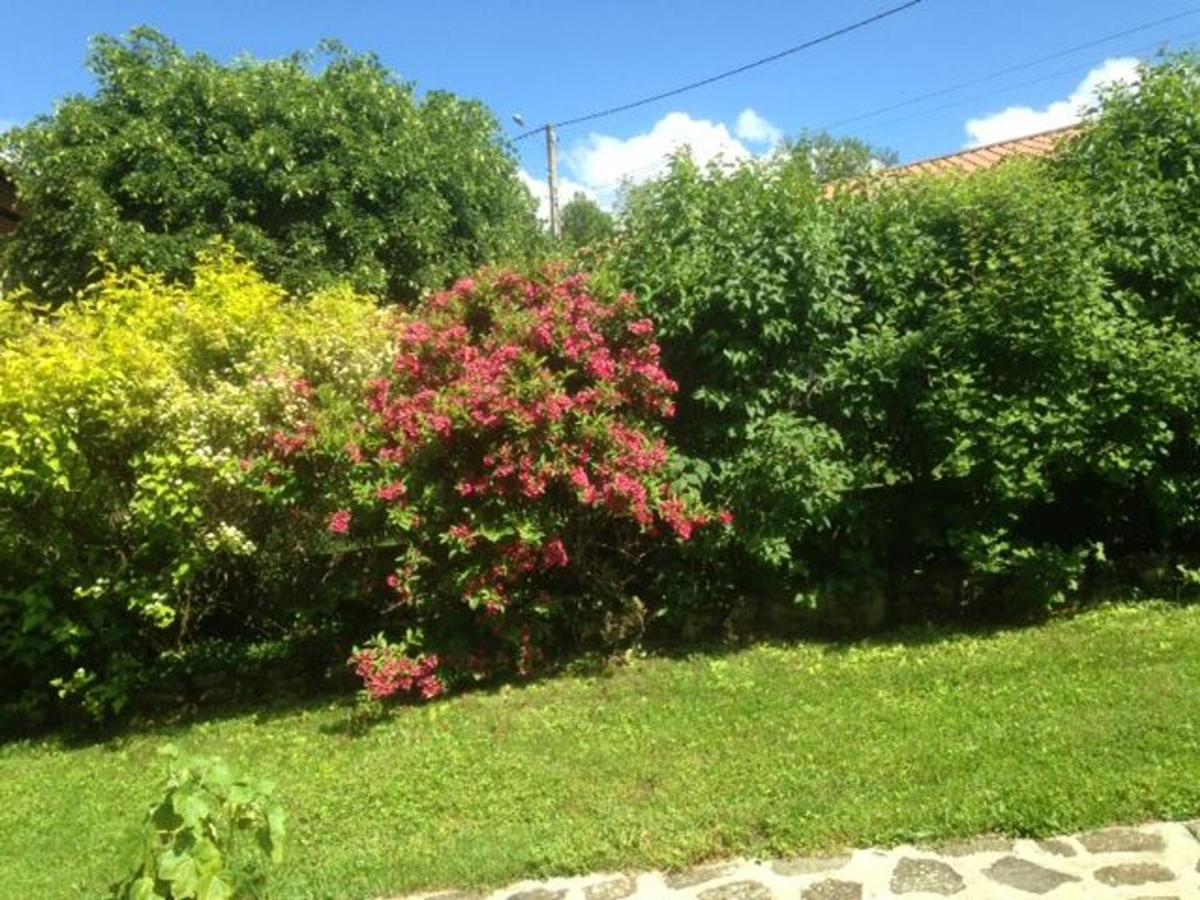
(126, 876, 163, 900)
(172, 788, 211, 827)
(190, 837, 223, 877)
(196, 872, 234, 900)
(157, 848, 200, 897)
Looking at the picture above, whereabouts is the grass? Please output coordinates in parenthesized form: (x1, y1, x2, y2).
(3, 601, 1200, 899)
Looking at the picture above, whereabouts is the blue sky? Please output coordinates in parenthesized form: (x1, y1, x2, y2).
(4, 0, 1199, 213)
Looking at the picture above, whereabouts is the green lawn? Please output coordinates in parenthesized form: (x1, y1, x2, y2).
(3, 602, 1200, 900)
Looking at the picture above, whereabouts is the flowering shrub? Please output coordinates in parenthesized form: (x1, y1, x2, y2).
(352, 634, 445, 703)
(320, 269, 722, 700)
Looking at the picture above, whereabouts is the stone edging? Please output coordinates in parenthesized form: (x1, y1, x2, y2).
(395, 820, 1200, 899)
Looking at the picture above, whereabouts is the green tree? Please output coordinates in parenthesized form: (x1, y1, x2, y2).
(560, 192, 614, 250)
(1054, 53, 1200, 327)
(0, 29, 541, 303)
(782, 129, 898, 184)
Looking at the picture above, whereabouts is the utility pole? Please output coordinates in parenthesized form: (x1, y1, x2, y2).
(512, 115, 562, 241)
(545, 123, 561, 241)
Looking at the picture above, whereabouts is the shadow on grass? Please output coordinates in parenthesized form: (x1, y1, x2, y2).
(10, 593, 1196, 750)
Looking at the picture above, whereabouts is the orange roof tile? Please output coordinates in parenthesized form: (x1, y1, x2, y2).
(883, 124, 1082, 179)
(824, 124, 1083, 198)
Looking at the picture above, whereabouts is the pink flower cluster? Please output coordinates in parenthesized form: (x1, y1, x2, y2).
(338, 268, 727, 702)
(351, 648, 444, 701)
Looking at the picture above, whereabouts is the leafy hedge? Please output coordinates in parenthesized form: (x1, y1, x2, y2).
(606, 54, 1200, 621)
(0, 28, 541, 304)
(0, 252, 716, 721)
(6, 53, 1200, 724)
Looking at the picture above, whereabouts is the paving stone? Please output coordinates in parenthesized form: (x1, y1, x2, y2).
(696, 880, 772, 900)
(504, 890, 566, 900)
(770, 853, 851, 876)
(931, 835, 1013, 856)
(425, 893, 484, 900)
(889, 857, 965, 895)
(801, 879, 863, 900)
(1184, 820, 1200, 842)
(1077, 827, 1165, 853)
(983, 856, 1080, 894)
(1093, 862, 1176, 887)
(1034, 838, 1076, 857)
(584, 877, 637, 900)
(663, 864, 735, 889)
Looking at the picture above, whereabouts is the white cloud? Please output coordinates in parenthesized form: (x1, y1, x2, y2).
(965, 57, 1141, 148)
(567, 111, 752, 197)
(519, 168, 594, 224)
(519, 107, 783, 220)
(735, 108, 783, 147)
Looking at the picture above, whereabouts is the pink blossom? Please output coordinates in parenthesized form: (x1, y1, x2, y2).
(328, 510, 352, 535)
(377, 481, 407, 502)
(448, 523, 477, 547)
(542, 538, 569, 569)
(627, 318, 655, 337)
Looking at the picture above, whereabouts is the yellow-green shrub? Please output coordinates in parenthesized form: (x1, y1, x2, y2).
(0, 247, 393, 721)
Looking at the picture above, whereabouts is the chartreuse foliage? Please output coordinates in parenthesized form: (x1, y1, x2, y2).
(0, 248, 392, 722)
(1, 603, 1198, 898)
(607, 55, 1200, 618)
(0, 28, 541, 303)
(111, 746, 285, 900)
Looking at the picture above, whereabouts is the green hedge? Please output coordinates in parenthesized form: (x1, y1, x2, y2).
(606, 54, 1200, 621)
(6, 54, 1200, 725)
(0, 28, 542, 304)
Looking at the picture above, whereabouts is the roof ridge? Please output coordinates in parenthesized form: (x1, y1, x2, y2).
(886, 123, 1082, 174)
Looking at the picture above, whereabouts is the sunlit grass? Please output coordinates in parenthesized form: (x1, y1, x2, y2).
(2, 601, 1199, 899)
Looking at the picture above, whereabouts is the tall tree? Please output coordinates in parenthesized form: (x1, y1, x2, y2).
(560, 192, 615, 250)
(783, 130, 899, 184)
(0, 29, 541, 303)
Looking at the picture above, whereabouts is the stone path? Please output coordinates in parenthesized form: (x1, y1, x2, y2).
(399, 821, 1200, 899)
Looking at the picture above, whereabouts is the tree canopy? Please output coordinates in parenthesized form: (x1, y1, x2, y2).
(782, 130, 899, 184)
(0, 29, 542, 303)
(560, 192, 615, 250)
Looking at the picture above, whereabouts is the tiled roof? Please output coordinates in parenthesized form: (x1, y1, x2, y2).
(824, 124, 1083, 198)
(882, 124, 1082, 179)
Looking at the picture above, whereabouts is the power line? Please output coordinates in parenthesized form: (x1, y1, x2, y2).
(819, 6, 1200, 133)
(584, 21, 1200, 199)
(853, 27, 1200, 137)
(514, 0, 927, 140)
